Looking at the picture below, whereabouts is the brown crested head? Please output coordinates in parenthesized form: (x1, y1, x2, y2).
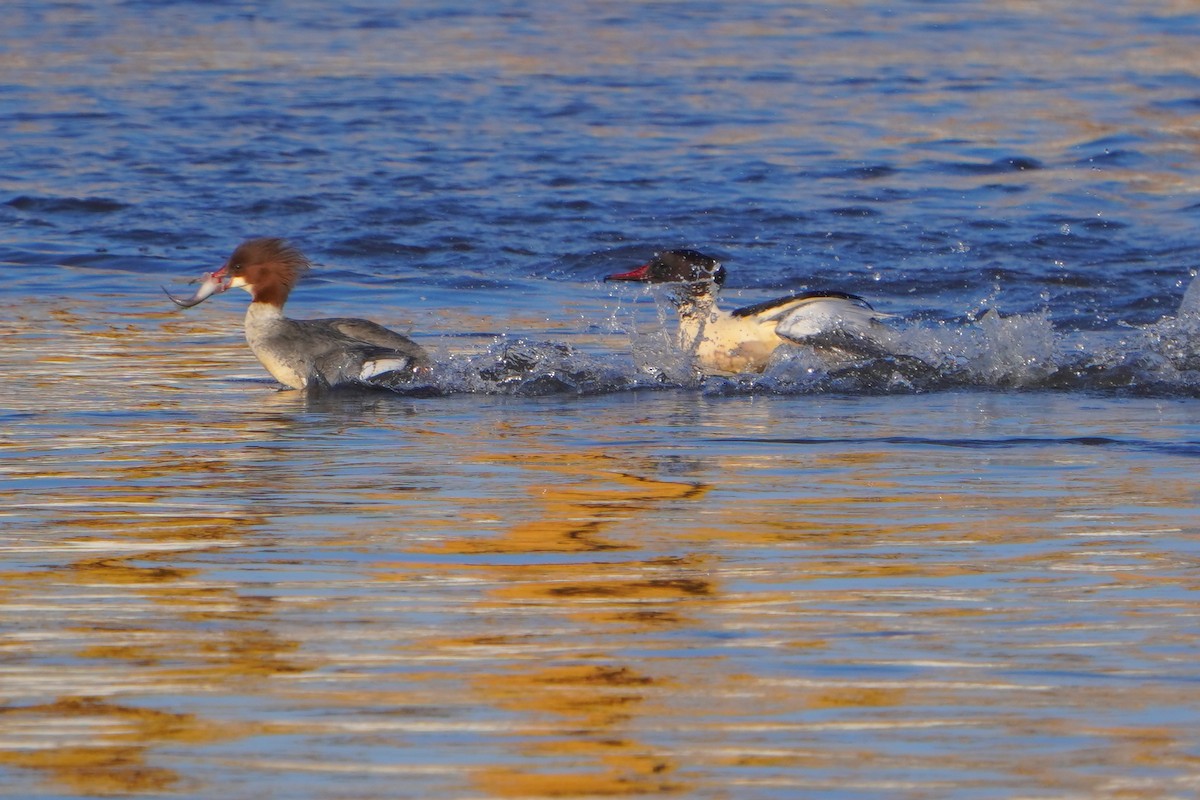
(220, 237, 311, 306)
(606, 249, 727, 288)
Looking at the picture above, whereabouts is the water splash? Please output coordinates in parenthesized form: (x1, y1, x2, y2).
(425, 338, 653, 396)
(1128, 271, 1200, 382)
(366, 274, 1200, 398)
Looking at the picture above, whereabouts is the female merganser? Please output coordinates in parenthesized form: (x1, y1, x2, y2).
(606, 249, 894, 376)
(165, 237, 431, 390)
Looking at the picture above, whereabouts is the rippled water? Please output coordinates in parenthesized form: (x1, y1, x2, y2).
(3, 2, 1200, 798)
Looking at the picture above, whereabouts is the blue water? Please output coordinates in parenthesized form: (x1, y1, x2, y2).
(3, 3, 1200, 799)
(5, 0, 1200, 396)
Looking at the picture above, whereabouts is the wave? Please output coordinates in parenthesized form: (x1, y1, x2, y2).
(375, 273, 1200, 398)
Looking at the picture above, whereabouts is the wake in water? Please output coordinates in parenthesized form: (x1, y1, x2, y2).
(432, 339, 650, 396)
(710, 282, 1200, 397)
(374, 273, 1200, 398)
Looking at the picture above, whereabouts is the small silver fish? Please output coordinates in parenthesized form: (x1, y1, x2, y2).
(162, 271, 229, 308)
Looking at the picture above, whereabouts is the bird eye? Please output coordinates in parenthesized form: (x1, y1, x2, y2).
(231, 263, 243, 274)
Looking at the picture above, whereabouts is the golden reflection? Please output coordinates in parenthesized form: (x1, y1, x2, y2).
(390, 433, 711, 797)
(3, 158, 1200, 799)
(72, 558, 196, 585)
(471, 663, 683, 797)
(486, 566, 714, 616)
(806, 687, 904, 710)
(484, 664, 661, 729)
(475, 761, 680, 798)
(413, 451, 707, 555)
(0, 697, 227, 795)
(0, 548, 305, 792)
(0, 291, 308, 797)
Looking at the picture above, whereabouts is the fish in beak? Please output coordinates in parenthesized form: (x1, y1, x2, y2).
(163, 267, 230, 309)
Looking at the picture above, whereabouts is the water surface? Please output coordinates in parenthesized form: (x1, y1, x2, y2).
(2, 2, 1200, 798)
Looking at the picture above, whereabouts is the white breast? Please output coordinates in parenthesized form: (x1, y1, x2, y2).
(244, 304, 309, 389)
(680, 311, 783, 375)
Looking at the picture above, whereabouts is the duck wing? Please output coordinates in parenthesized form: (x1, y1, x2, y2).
(319, 318, 429, 363)
(286, 318, 431, 386)
(733, 291, 895, 357)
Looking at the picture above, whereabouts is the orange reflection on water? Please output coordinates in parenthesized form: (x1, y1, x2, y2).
(0, 697, 228, 795)
(387, 438, 715, 797)
(3, 276, 1200, 799)
(414, 450, 708, 555)
(472, 663, 683, 798)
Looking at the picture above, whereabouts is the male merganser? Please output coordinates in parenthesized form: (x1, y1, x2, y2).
(606, 249, 894, 376)
(165, 237, 431, 389)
